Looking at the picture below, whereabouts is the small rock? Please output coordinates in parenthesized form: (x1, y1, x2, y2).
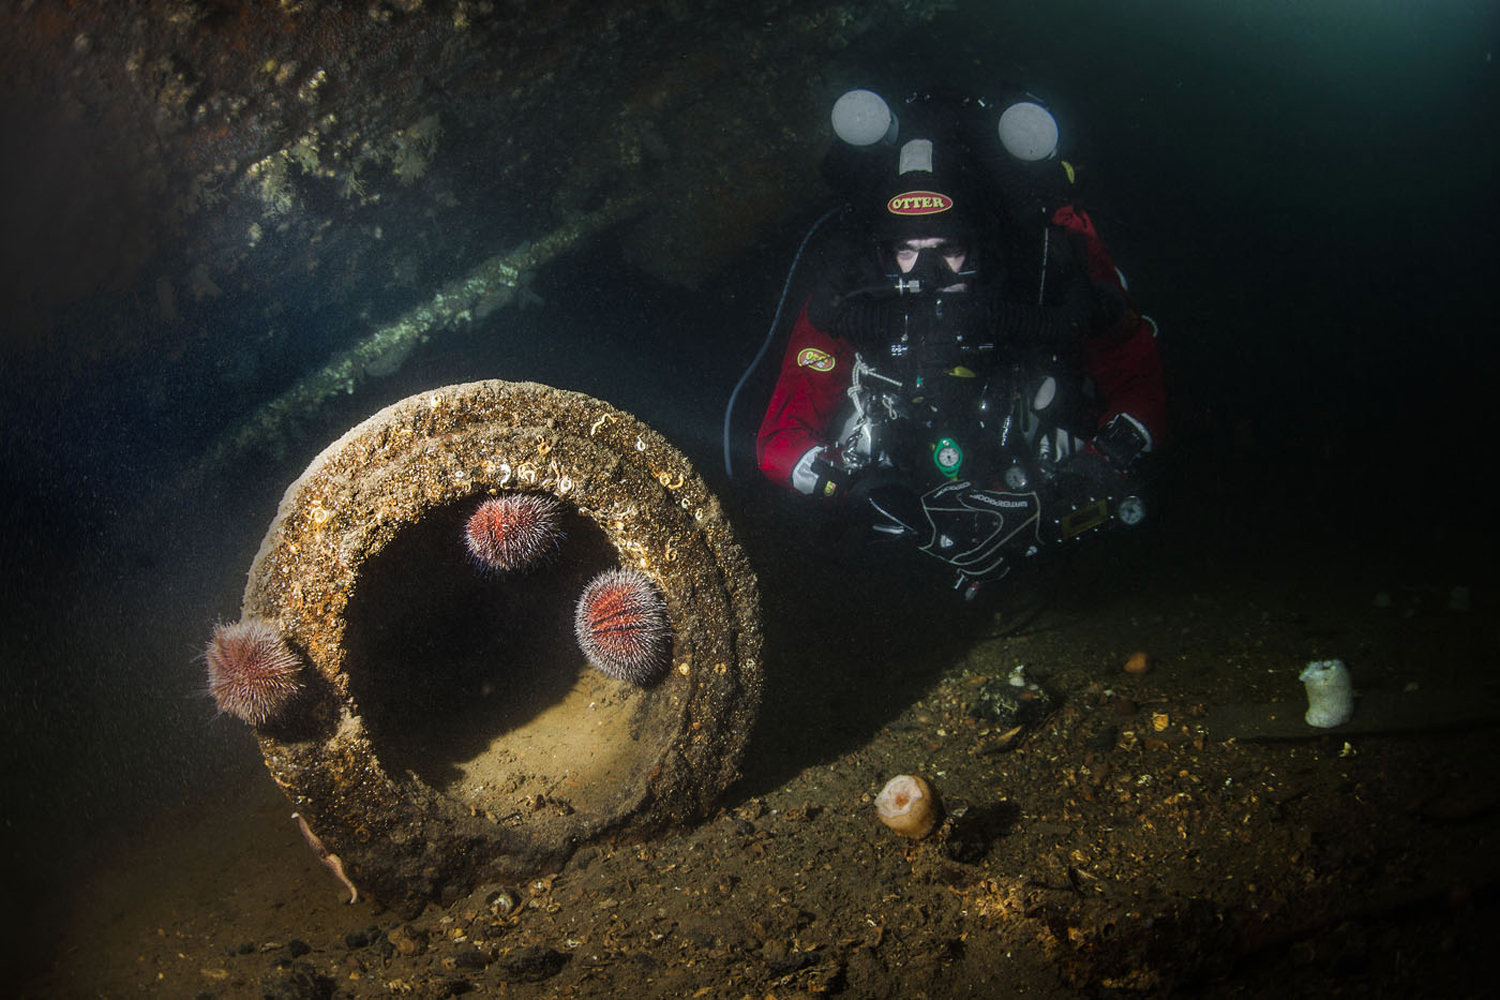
(387, 924, 428, 957)
(974, 677, 1056, 729)
(486, 888, 518, 916)
(260, 960, 333, 1000)
(762, 940, 811, 975)
(452, 948, 492, 970)
(734, 800, 766, 822)
(498, 944, 569, 983)
(1085, 726, 1118, 753)
(786, 801, 821, 822)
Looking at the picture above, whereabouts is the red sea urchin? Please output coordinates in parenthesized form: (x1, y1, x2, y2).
(464, 493, 565, 572)
(204, 617, 303, 725)
(574, 568, 670, 685)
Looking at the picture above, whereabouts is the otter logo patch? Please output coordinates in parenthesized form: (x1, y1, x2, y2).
(796, 347, 835, 372)
(886, 191, 953, 216)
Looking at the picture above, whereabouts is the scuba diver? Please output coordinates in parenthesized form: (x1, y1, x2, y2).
(752, 87, 1166, 599)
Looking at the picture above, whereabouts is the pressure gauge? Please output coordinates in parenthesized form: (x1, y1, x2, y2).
(932, 437, 964, 478)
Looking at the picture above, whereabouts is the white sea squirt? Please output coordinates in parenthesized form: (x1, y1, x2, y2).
(1300, 659, 1354, 728)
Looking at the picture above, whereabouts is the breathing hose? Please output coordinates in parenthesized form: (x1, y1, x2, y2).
(722, 206, 843, 479)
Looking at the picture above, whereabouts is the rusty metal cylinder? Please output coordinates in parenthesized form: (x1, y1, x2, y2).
(239, 380, 761, 913)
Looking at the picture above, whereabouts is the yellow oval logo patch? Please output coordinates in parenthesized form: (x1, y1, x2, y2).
(797, 347, 835, 372)
(886, 191, 953, 216)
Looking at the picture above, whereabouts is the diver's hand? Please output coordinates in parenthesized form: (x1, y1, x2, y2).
(809, 448, 854, 498)
(1090, 412, 1152, 473)
(790, 444, 854, 498)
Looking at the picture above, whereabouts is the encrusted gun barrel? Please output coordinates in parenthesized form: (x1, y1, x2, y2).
(240, 380, 761, 914)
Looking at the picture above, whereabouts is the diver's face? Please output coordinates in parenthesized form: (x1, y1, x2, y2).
(893, 237, 967, 275)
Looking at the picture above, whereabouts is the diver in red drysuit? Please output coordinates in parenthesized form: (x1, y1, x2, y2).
(755, 88, 1166, 594)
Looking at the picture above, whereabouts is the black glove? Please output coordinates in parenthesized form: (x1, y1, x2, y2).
(808, 449, 855, 498)
(1092, 413, 1150, 472)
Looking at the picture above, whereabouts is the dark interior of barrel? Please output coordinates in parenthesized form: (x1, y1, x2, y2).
(341, 494, 677, 831)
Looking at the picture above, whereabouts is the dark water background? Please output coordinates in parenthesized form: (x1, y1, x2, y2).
(2, 0, 1496, 983)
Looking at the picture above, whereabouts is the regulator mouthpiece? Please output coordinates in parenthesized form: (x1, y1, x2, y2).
(833, 89, 898, 146)
(998, 101, 1059, 162)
